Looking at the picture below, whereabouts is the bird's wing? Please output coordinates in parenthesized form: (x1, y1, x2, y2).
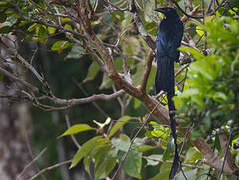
(157, 20, 183, 58)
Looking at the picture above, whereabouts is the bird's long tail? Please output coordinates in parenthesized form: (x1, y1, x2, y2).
(168, 93, 179, 180)
(155, 55, 179, 179)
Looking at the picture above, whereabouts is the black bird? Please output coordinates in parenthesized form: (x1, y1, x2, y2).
(154, 7, 183, 179)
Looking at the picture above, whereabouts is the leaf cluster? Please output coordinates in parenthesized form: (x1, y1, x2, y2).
(176, 16, 239, 139)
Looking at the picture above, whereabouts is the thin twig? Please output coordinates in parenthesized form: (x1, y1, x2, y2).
(29, 160, 72, 180)
(143, 156, 203, 169)
(217, 131, 232, 180)
(72, 77, 109, 118)
(17, 148, 47, 180)
(65, 114, 81, 149)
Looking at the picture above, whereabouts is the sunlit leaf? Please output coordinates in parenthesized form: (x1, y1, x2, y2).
(28, 23, 37, 32)
(60, 124, 95, 137)
(185, 147, 202, 163)
(51, 40, 71, 54)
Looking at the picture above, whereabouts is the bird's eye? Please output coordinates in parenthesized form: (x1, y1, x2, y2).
(167, 9, 170, 12)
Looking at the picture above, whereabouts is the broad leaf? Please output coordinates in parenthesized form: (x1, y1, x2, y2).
(51, 40, 71, 54)
(60, 124, 95, 137)
(149, 163, 171, 180)
(162, 139, 174, 161)
(123, 149, 142, 179)
(108, 116, 132, 138)
(84, 61, 100, 81)
(70, 136, 103, 168)
(111, 134, 130, 152)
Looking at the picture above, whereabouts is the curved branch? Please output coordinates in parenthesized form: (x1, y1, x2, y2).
(170, 0, 203, 19)
(49, 90, 125, 106)
(0, 66, 39, 93)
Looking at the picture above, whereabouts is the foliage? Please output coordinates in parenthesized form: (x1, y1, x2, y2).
(176, 17, 239, 139)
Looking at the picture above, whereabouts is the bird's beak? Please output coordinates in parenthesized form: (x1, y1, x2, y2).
(154, 8, 165, 14)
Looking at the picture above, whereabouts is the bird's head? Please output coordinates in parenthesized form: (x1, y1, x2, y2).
(154, 7, 179, 18)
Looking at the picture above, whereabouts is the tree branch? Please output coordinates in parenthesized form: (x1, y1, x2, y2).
(129, 0, 156, 50)
(191, 138, 239, 175)
(0, 66, 39, 93)
(218, 130, 239, 175)
(49, 90, 125, 106)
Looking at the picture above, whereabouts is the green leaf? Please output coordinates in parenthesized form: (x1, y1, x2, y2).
(173, 96, 183, 110)
(179, 47, 204, 60)
(0, 74, 3, 81)
(123, 149, 142, 179)
(60, 124, 95, 137)
(38, 26, 48, 44)
(137, 145, 154, 152)
(149, 163, 171, 180)
(150, 124, 170, 140)
(84, 61, 100, 81)
(144, 0, 154, 22)
(51, 40, 71, 54)
(176, 169, 197, 180)
(0, 26, 12, 34)
(212, 92, 227, 102)
(70, 136, 103, 168)
(162, 139, 174, 161)
(7, 14, 17, 26)
(196, 25, 204, 36)
(134, 98, 142, 109)
(94, 150, 117, 179)
(108, 116, 132, 138)
(132, 63, 144, 86)
(111, 134, 130, 152)
(146, 66, 156, 91)
(99, 72, 113, 90)
(180, 88, 199, 98)
(190, 61, 214, 80)
(28, 23, 37, 32)
(65, 45, 85, 59)
(104, 154, 117, 178)
(145, 154, 162, 166)
(185, 147, 202, 163)
(122, 36, 141, 55)
(0, 13, 7, 23)
(83, 155, 92, 175)
(122, 11, 133, 28)
(48, 26, 56, 34)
